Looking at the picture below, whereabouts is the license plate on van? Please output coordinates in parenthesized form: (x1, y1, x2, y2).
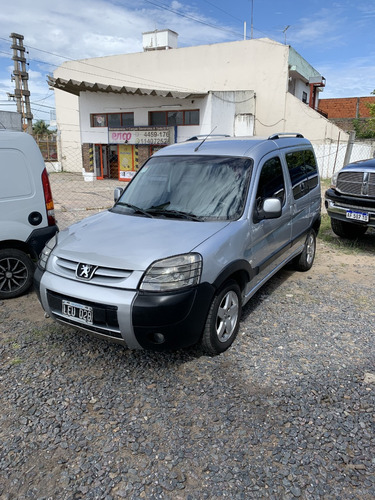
(346, 210, 369, 222)
(62, 300, 93, 324)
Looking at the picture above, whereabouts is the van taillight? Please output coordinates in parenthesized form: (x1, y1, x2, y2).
(41, 168, 56, 226)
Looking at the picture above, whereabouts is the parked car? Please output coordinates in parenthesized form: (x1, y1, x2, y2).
(34, 133, 321, 355)
(325, 158, 375, 238)
(0, 130, 58, 299)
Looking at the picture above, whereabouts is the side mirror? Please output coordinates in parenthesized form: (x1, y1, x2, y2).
(256, 197, 282, 221)
(114, 187, 124, 203)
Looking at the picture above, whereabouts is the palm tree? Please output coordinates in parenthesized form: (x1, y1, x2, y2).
(32, 120, 52, 136)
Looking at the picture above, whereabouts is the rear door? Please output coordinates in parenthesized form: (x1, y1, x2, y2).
(247, 154, 292, 288)
(284, 149, 317, 248)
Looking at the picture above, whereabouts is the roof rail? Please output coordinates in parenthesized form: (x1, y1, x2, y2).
(268, 133, 304, 140)
(186, 134, 230, 141)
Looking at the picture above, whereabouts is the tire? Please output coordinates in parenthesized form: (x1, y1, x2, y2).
(294, 229, 316, 272)
(331, 218, 368, 239)
(0, 249, 35, 299)
(201, 280, 242, 355)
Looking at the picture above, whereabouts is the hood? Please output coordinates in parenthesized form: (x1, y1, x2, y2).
(55, 210, 230, 270)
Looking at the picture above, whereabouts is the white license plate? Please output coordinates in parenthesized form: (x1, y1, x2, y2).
(62, 300, 93, 324)
(346, 210, 369, 222)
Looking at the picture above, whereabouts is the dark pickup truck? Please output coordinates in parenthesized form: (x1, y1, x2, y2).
(325, 158, 375, 238)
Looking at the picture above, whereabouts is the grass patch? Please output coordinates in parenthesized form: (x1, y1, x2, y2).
(320, 177, 331, 191)
(10, 357, 23, 365)
(318, 214, 375, 254)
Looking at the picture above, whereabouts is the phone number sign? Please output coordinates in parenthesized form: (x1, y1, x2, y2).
(109, 127, 173, 145)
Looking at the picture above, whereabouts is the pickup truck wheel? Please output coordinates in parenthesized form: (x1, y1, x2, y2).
(294, 229, 316, 272)
(201, 280, 242, 355)
(331, 218, 367, 239)
(0, 249, 34, 299)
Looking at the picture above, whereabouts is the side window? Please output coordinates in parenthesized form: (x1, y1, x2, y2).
(286, 151, 308, 200)
(304, 150, 319, 191)
(254, 156, 285, 220)
(286, 149, 319, 200)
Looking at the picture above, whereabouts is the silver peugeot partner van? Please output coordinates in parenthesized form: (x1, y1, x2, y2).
(0, 130, 58, 299)
(35, 134, 320, 355)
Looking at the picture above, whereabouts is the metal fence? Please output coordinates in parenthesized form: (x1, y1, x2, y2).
(49, 172, 120, 230)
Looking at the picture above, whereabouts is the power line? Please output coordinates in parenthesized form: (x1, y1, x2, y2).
(142, 0, 245, 39)
(201, 0, 244, 23)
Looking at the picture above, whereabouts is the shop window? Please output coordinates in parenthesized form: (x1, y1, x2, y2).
(167, 111, 183, 125)
(185, 110, 199, 125)
(108, 114, 121, 127)
(149, 110, 199, 126)
(92, 114, 107, 127)
(149, 111, 166, 126)
(91, 112, 134, 128)
(122, 113, 134, 127)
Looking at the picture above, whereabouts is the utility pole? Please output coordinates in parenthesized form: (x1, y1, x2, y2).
(8, 33, 33, 134)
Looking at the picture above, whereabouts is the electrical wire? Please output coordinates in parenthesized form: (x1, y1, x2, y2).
(142, 0, 245, 38)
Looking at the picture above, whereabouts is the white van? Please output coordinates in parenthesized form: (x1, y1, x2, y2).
(0, 130, 58, 298)
(35, 134, 320, 355)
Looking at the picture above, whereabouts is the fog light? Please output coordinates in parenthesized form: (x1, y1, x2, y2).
(153, 333, 165, 344)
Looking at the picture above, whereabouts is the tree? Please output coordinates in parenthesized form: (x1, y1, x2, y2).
(32, 119, 53, 136)
(353, 90, 375, 139)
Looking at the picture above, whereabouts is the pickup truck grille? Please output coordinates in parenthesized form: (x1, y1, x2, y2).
(337, 171, 375, 197)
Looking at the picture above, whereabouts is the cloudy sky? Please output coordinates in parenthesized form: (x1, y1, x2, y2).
(0, 0, 374, 123)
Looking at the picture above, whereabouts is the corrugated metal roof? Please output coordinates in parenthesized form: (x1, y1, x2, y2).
(47, 76, 207, 99)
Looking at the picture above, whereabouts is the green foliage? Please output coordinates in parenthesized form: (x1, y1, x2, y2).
(32, 119, 53, 135)
(352, 89, 375, 139)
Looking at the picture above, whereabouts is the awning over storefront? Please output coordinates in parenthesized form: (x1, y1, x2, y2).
(47, 76, 207, 100)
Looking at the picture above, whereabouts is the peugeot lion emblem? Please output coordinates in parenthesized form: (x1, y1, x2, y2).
(76, 263, 97, 280)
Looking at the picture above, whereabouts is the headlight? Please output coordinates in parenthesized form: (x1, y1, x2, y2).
(331, 172, 338, 188)
(140, 253, 202, 292)
(38, 234, 58, 270)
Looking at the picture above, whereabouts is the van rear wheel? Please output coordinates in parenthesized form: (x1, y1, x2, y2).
(201, 280, 242, 355)
(294, 229, 316, 272)
(0, 249, 34, 299)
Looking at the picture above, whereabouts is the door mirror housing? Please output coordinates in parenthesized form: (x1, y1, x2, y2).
(114, 187, 124, 203)
(256, 197, 282, 221)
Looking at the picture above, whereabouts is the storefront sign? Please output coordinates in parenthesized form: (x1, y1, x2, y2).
(109, 127, 173, 145)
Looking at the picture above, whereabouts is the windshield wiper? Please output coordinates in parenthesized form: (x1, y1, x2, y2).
(147, 208, 203, 221)
(117, 202, 154, 218)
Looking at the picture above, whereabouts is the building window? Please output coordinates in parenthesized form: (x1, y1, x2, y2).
(149, 109, 199, 126)
(302, 92, 308, 104)
(91, 112, 134, 127)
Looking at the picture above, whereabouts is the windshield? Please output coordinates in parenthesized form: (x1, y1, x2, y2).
(114, 155, 252, 221)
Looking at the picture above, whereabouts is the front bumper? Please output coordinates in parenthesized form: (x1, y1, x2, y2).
(325, 189, 375, 227)
(34, 267, 215, 351)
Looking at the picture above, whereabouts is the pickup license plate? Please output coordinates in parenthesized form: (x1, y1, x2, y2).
(346, 210, 369, 222)
(62, 300, 93, 325)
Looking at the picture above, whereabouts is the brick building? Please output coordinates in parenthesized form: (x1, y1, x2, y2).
(318, 96, 375, 132)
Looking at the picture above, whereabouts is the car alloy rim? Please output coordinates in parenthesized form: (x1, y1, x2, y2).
(306, 234, 315, 265)
(0, 257, 28, 293)
(215, 290, 239, 343)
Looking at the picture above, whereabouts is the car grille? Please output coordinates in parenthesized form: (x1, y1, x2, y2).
(337, 171, 375, 197)
(46, 290, 123, 339)
(54, 257, 132, 287)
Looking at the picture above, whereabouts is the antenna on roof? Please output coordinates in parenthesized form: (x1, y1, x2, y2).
(283, 25, 290, 45)
(194, 126, 217, 152)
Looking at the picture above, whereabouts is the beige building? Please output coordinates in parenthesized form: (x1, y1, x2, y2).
(49, 31, 348, 180)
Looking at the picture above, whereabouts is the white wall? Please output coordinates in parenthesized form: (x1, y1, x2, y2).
(78, 90, 255, 146)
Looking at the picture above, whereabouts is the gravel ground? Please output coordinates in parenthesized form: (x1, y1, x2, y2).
(0, 239, 374, 499)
